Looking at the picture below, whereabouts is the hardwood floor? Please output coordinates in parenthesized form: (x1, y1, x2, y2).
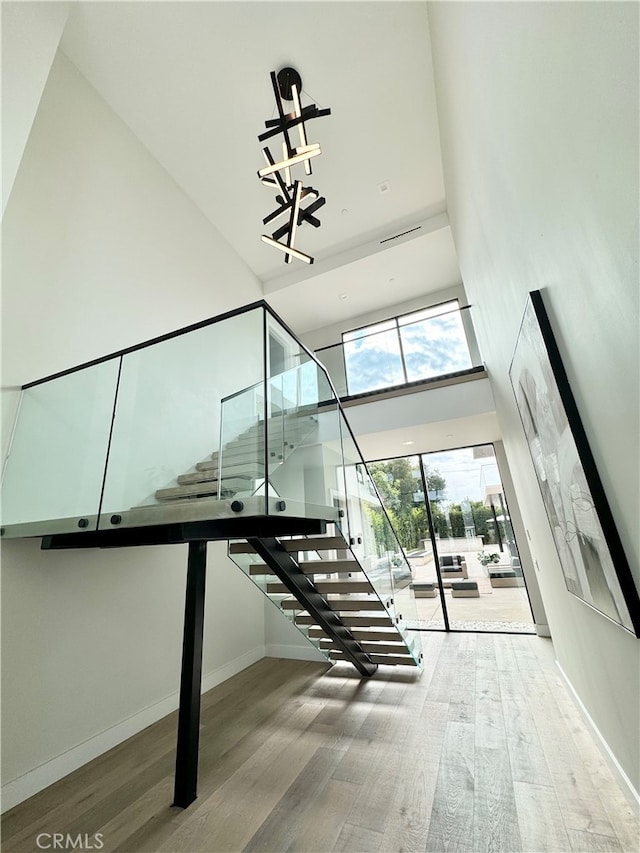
(2, 633, 638, 852)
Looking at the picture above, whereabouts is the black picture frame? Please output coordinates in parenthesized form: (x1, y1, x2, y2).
(509, 290, 640, 637)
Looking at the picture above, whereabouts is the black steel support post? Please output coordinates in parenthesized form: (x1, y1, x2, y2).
(418, 456, 450, 631)
(490, 499, 504, 552)
(173, 540, 207, 808)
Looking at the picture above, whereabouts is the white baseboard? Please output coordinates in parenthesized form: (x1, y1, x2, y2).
(0, 645, 265, 813)
(265, 643, 327, 663)
(556, 660, 640, 810)
(536, 623, 551, 637)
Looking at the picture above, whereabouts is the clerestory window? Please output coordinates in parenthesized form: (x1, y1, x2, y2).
(341, 299, 473, 396)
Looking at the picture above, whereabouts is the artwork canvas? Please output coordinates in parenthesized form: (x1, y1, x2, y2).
(509, 291, 640, 636)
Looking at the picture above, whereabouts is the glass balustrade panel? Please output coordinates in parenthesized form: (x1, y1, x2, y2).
(337, 418, 395, 605)
(1, 360, 120, 536)
(255, 313, 343, 525)
(337, 421, 423, 663)
(227, 546, 330, 660)
(219, 381, 270, 506)
(99, 307, 265, 528)
(314, 345, 348, 398)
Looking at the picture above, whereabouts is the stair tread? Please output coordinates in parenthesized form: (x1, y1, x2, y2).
(259, 559, 355, 569)
(242, 417, 317, 432)
(282, 597, 386, 611)
(156, 478, 253, 500)
(199, 452, 286, 469)
(309, 627, 403, 642)
(329, 650, 418, 667)
(320, 639, 410, 655)
(266, 580, 373, 594)
(178, 464, 262, 485)
(249, 563, 363, 577)
(296, 614, 395, 628)
(230, 535, 348, 555)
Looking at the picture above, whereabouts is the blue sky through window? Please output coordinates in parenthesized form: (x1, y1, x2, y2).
(342, 302, 472, 395)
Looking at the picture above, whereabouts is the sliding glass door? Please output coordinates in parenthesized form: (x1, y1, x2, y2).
(369, 444, 535, 633)
(367, 456, 446, 630)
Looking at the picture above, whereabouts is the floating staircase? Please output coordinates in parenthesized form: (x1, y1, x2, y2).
(152, 411, 319, 504)
(229, 527, 422, 672)
(3, 299, 424, 813)
(137, 408, 423, 673)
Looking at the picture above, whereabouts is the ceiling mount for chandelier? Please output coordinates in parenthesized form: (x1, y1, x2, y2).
(257, 67, 331, 265)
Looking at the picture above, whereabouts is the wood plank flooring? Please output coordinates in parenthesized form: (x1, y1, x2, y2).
(2, 633, 638, 852)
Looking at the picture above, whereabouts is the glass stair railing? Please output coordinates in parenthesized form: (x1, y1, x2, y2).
(228, 529, 354, 663)
(228, 524, 422, 668)
(219, 331, 423, 668)
(1, 300, 427, 815)
(1, 300, 423, 671)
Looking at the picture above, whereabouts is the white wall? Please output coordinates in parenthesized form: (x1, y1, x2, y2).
(1, 39, 267, 808)
(429, 0, 639, 796)
(1, 1, 70, 215)
(1, 50, 262, 453)
(300, 283, 467, 351)
(345, 377, 496, 438)
(494, 439, 548, 633)
(264, 601, 327, 663)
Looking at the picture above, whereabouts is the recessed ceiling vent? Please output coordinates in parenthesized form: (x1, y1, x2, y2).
(379, 225, 423, 244)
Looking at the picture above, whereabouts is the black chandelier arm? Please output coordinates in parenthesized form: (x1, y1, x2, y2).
(260, 147, 291, 199)
(263, 186, 322, 227)
(269, 71, 295, 158)
(300, 196, 325, 220)
(284, 181, 303, 262)
(271, 197, 325, 241)
(263, 201, 291, 226)
(264, 105, 331, 129)
(259, 107, 332, 143)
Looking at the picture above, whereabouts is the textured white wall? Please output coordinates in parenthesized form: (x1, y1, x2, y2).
(429, 0, 639, 793)
(1, 45, 266, 808)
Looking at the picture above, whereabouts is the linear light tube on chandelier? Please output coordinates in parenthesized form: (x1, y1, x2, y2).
(257, 145, 321, 178)
(261, 235, 314, 264)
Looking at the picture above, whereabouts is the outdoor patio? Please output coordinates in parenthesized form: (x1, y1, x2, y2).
(405, 544, 535, 633)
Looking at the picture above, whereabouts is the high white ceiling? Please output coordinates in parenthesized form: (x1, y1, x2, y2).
(59, 0, 462, 334)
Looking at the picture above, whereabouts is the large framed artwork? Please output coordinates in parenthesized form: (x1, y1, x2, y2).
(509, 290, 640, 637)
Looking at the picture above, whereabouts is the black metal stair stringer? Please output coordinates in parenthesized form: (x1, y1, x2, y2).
(247, 536, 378, 678)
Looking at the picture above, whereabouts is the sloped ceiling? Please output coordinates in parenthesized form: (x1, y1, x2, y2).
(59, 0, 463, 333)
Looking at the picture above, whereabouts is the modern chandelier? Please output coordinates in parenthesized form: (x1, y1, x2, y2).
(257, 67, 331, 265)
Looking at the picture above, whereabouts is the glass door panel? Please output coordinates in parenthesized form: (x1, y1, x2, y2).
(422, 444, 534, 633)
(368, 446, 534, 634)
(367, 456, 445, 630)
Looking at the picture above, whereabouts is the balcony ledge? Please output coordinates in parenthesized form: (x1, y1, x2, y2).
(339, 365, 487, 408)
